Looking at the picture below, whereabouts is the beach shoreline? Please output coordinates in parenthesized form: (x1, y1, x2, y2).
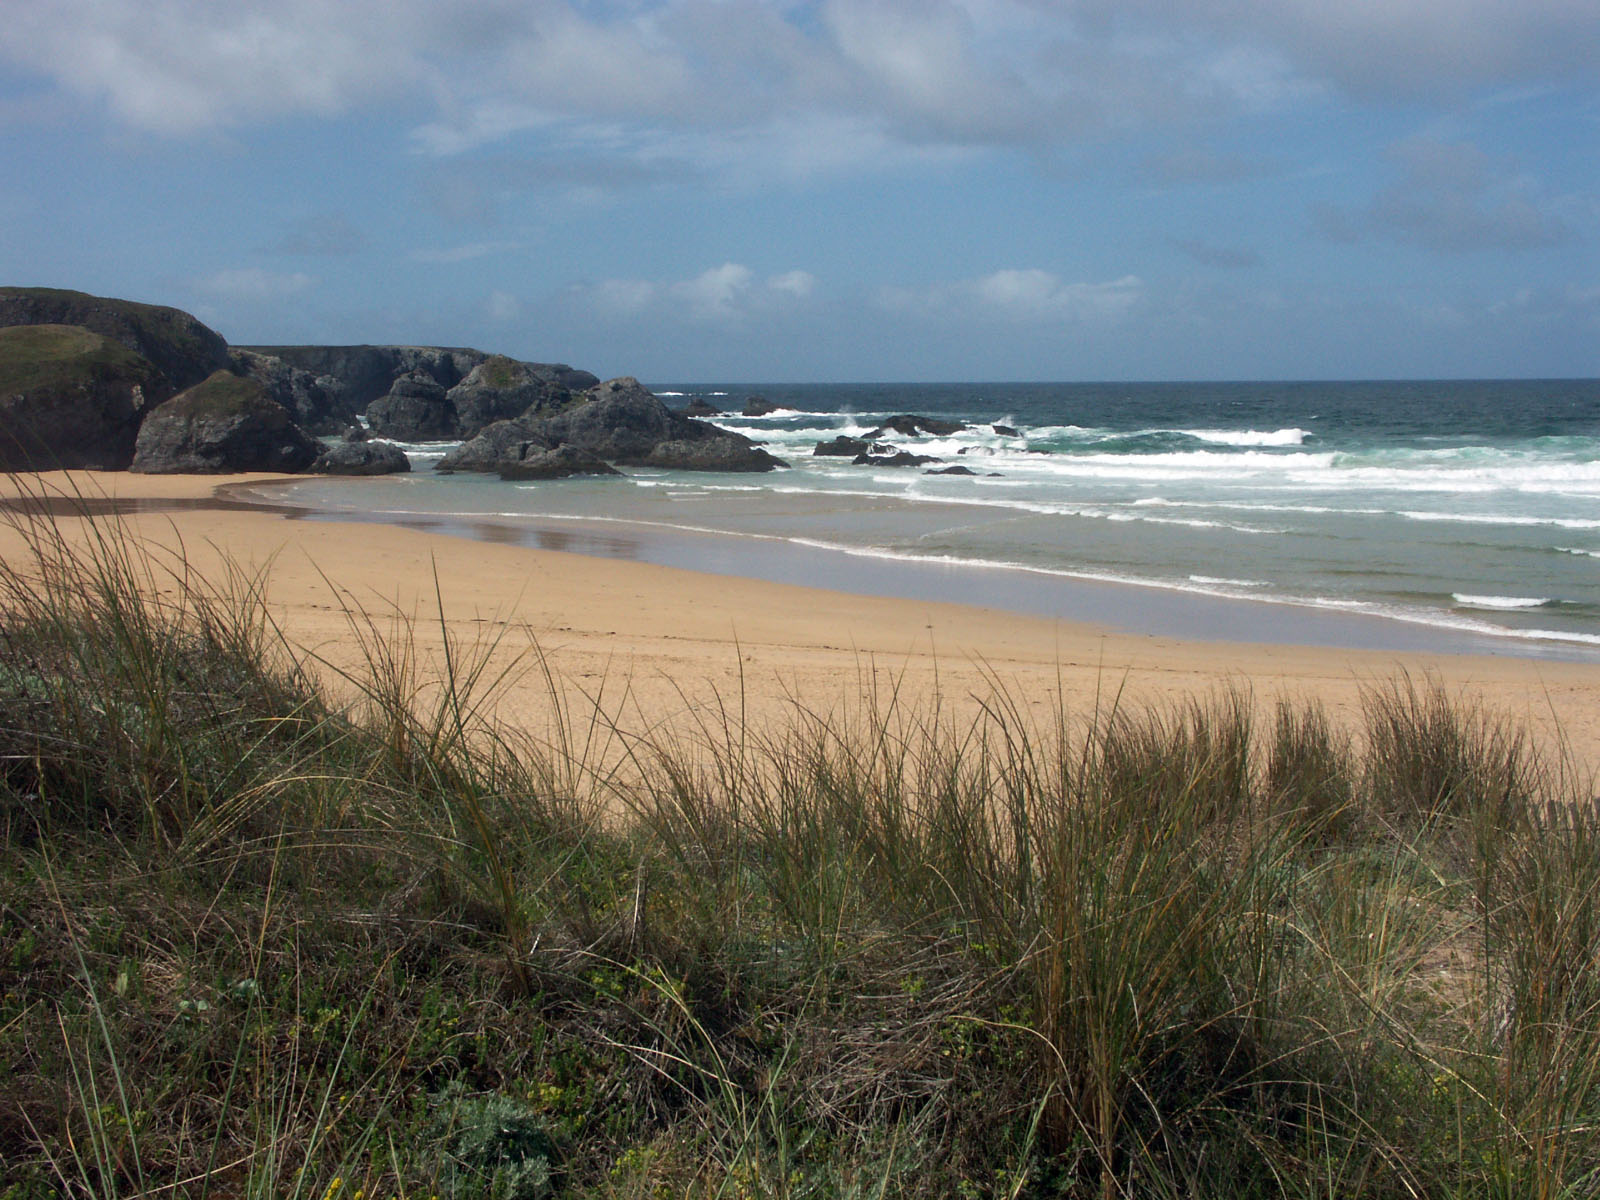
(4, 469, 1599, 777)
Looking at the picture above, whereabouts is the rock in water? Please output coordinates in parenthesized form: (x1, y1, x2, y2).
(813, 435, 870, 457)
(851, 450, 942, 467)
(497, 444, 620, 480)
(310, 441, 411, 475)
(131, 371, 321, 474)
(439, 376, 787, 474)
(639, 437, 788, 472)
(0, 324, 161, 471)
(865, 414, 968, 437)
(447, 355, 587, 438)
(366, 372, 457, 440)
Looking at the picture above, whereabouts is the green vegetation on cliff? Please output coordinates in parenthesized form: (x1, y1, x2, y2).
(0, 324, 157, 396)
(0, 287, 230, 394)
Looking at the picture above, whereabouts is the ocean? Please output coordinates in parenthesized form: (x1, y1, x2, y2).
(256, 379, 1600, 661)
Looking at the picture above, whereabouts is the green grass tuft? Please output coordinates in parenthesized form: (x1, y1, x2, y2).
(2, 485, 1597, 1198)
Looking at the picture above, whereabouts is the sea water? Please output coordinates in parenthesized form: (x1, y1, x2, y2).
(260, 379, 1600, 660)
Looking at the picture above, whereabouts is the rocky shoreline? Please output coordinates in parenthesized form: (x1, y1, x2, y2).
(3, 285, 1005, 483)
(0, 287, 788, 479)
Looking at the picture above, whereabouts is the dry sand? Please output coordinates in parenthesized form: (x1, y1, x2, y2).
(4, 470, 1598, 781)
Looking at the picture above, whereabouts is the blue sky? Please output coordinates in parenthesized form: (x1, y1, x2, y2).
(1, 0, 1596, 382)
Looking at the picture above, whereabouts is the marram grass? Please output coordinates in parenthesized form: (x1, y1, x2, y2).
(1, 494, 1597, 1199)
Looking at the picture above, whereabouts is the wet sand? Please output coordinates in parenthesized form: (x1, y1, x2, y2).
(4, 470, 1598, 778)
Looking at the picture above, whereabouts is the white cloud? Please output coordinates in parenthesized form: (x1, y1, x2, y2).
(194, 268, 315, 300)
(1074, 0, 1600, 99)
(485, 290, 520, 322)
(12, 0, 1594, 195)
(586, 278, 658, 316)
(671, 262, 756, 320)
(1318, 136, 1582, 252)
(884, 269, 1144, 322)
(410, 241, 525, 264)
(0, 0, 430, 135)
(1171, 238, 1263, 268)
(270, 214, 367, 257)
(768, 269, 818, 299)
(575, 263, 820, 322)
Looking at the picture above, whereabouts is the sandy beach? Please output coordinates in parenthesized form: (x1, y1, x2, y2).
(4, 469, 1599, 779)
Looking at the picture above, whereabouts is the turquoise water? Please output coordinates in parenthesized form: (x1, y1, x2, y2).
(259, 379, 1600, 658)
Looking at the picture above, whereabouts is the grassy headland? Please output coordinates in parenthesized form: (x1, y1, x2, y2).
(1, 493, 1597, 1199)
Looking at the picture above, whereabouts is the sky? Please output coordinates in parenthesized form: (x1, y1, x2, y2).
(1, 1, 1597, 383)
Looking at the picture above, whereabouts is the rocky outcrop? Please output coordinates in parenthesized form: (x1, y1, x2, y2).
(870, 416, 966, 438)
(865, 414, 967, 438)
(366, 372, 456, 440)
(435, 417, 547, 473)
(239, 345, 487, 411)
(638, 436, 788, 472)
(230, 349, 355, 435)
(309, 441, 411, 475)
(743, 396, 780, 416)
(0, 287, 230, 401)
(497, 444, 620, 480)
(852, 450, 941, 468)
(679, 398, 722, 417)
(523, 377, 676, 460)
(131, 371, 321, 474)
(992, 424, 1019, 437)
(0, 324, 161, 471)
(926, 464, 977, 476)
(446, 355, 592, 439)
(813, 435, 871, 457)
(439, 376, 787, 475)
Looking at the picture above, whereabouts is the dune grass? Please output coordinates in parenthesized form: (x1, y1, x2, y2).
(1, 493, 1597, 1198)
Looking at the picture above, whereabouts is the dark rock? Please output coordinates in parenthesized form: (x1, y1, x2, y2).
(366, 372, 456, 440)
(865, 414, 968, 438)
(439, 376, 786, 475)
(812, 435, 869, 457)
(926, 465, 977, 476)
(533, 376, 675, 458)
(680, 398, 722, 417)
(239, 345, 488, 411)
(435, 418, 549, 473)
(447, 355, 584, 438)
(230, 349, 354, 435)
(310, 441, 411, 475)
(0, 324, 161, 471)
(742, 395, 780, 416)
(638, 438, 788, 472)
(992, 424, 1019, 436)
(342, 424, 368, 442)
(497, 444, 621, 480)
(0, 287, 230, 401)
(131, 371, 321, 474)
(852, 451, 941, 468)
(241, 344, 602, 416)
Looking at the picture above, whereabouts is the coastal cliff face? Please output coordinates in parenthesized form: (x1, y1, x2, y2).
(238, 344, 488, 411)
(0, 287, 230, 401)
(1, 285, 768, 477)
(0, 324, 161, 471)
